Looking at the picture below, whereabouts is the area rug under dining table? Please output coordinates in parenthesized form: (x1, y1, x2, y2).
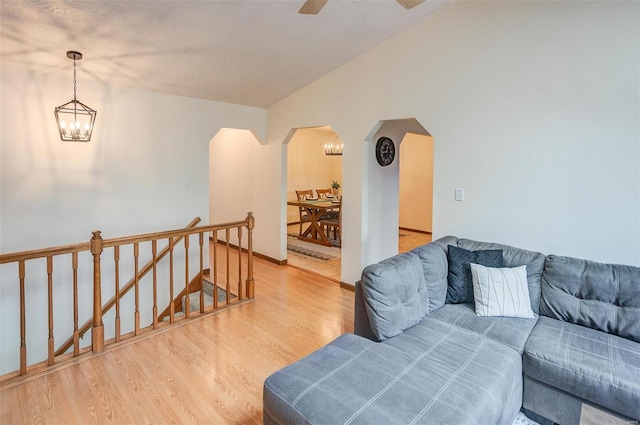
(287, 233, 341, 261)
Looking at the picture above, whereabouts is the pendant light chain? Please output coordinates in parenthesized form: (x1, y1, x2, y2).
(73, 57, 77, 102)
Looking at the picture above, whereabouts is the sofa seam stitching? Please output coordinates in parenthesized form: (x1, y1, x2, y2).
(408, 339, 486, 425)
(535, 322, 640, 354)
(525, 354, 640, 396)
(528, 336, 640, 370)
(291, 345, 370, 407)
(343, 327, 455, 425)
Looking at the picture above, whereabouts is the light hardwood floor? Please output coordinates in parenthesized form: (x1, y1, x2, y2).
(0, 258, 353, 424)
(286, 224, 432, 282)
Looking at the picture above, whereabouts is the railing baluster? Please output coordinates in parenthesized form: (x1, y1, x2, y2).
(152, 240, 158, 329)
(225, 229, 230, 305)
(184, 236, 190, 318)
(91, 231, 104, 354)
(47, 256, 54, 365)
(199, 233, 204, 313)
(237, 226, 243, 300)
(134, 242, 140, 335)
(169, 237, 175, 323)
(246, 212, 255, 299)
(213, 231, 218, 309)
(114, 246, 121, 342)
(19, 260, 26, 376)
(72, 252, 79, 356)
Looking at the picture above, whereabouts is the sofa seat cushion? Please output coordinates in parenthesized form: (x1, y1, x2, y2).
(428, 303, 537, 354)
(265, 325, 523, 425)
(523, 317, 640, 420)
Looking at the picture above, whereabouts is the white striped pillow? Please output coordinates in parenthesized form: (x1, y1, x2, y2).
(470, 263, 534, 318)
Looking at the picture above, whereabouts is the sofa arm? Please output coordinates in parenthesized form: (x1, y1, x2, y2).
(354, 236, 455, 341)
(354, 280, 380, 341)
(360, 252, 430, 341)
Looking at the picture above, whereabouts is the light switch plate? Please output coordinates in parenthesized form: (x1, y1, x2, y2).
(455, 188, 464, 201)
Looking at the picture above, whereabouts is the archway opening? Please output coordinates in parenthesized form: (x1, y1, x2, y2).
(398, 133, 434, 253)
(362, 118, 433, 265)
(284, 126, 343, 282)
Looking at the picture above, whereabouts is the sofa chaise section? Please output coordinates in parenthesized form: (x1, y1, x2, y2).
(264, 320, 523, 425)
(265, 238, 534, 425)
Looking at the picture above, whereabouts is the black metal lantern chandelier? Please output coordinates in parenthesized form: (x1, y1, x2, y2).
(54, 51, 96, 142)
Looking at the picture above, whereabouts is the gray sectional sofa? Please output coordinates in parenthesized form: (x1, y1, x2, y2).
(263, 236, 640, 425)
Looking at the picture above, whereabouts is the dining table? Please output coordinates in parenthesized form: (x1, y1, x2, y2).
(287, 197, 341, 247)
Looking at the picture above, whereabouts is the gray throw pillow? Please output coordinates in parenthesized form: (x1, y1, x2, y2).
(447, 245, 503, 304)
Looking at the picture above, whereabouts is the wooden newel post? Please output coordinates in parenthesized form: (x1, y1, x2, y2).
(91, 231, 104, 353)
(245, 212, 255, 299)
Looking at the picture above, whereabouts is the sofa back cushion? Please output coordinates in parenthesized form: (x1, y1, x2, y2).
(411, 237, 455, 312)
(540, 255, 640, 343)
(361, 252, 429, 341)
(458, 239, 545, 314)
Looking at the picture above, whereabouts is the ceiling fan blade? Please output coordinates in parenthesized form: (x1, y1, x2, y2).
(299, 0, 328, 14)
(396, 0, 425, 9)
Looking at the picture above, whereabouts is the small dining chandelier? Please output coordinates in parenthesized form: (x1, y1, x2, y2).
(324, 135, 343, 156)
(54, 51, 96, 142)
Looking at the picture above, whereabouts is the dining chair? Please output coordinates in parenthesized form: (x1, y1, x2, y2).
(320, 197, 341, 247)
(295, 190, 314, 236)
(316, 188, 332, 198)
(318, 188, 339, 220)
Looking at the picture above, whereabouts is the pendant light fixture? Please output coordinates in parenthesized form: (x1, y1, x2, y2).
(54, 51, 96, 142)
(324, 135, 343, 156)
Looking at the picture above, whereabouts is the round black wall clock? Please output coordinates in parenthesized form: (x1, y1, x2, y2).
(375, 136, 395, 166)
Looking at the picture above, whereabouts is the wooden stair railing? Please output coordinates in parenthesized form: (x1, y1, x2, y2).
(0, 241, 91, 376)
(158, 219, 256, 321)
(54, 217, 201, 357)
(0, 212, 255, 384)
(157, 269, 206, 322)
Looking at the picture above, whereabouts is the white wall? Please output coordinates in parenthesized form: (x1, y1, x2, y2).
(0, 66, 266, 374)
(267, 0, 640, 283)
(208, 128, 282, 259)
(1, 66, 266, 251)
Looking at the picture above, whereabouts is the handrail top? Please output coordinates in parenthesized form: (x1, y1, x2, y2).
(101, 219, 249, 248)
(0, 214, 253, 264)
(0, 242, 91, 264)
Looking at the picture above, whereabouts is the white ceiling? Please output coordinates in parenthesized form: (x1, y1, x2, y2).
(0, 0, 450, 108)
